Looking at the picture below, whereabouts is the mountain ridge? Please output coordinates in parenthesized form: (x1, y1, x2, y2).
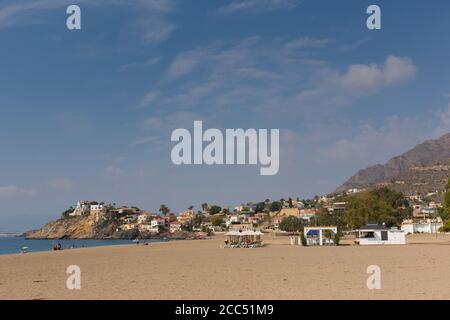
(336, 133, 450, 193)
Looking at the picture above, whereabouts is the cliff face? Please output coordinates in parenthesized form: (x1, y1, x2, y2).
(336, 133, 450, 193)
(25, 215, 96, 239)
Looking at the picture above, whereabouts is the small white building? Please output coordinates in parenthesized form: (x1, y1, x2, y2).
(69, 201, 91, 216)
(137, 213, 151, 224)
(226, 215, 240, 227)
(355, 224, 405, 245)
(151, 218, 165, 228)
(138, 224, 153, 233)
(90, 204, 105, 214)
(170, 221, 182, 233)
(304, 226, 338, 246)
(401, 219, 443, 234)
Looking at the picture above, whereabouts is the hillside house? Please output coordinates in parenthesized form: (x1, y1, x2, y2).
(170, 221, 183, 233)
(299, 209, 318, 222)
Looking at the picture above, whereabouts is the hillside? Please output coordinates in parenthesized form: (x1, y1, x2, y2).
(374, 163, 450, 198)
(337, 133, 450, 194)
(25, 215, 97, 239)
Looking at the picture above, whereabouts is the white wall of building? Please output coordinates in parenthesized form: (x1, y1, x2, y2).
(356, 229, 406, 245)
(401, 222, 443, 234)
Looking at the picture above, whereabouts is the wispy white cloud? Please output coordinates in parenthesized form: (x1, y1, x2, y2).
(130, 136, 160, 146)
(143, 111, 200, 131)
(166, 45, 217, 79)
(138, 17, 177, 45)
(284, 37, 335, 50)
(216, 0, 300, 14)
(434, 103, 450, 137)
(119, 56, 161, 72)
(315, 103, 450, 167)
(0, 185, 37, 198)
(138, 0, 176, 13)
(338, 38, 370, 52)
(0, 0, 95, 28)
(274, 55, 417, 117)
(0, 0, 178, 44)
(142, 37, 416, 124)
(49, 177, 74, 190)
(132, 111, 201, 149)
(104, 165, 124, 177)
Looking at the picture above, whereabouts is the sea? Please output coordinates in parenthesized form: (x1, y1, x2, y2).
(0, 237, 153, 255)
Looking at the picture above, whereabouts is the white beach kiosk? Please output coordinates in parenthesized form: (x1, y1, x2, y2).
(304, 226, 338, 246)
(224, 230, 264, 248)
(355, 224, 405, 245)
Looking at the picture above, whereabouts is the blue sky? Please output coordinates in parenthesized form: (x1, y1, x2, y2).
(1, 0, 450, 231)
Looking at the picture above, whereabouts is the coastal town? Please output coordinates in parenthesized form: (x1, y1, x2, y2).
(39, 181, 448, 245)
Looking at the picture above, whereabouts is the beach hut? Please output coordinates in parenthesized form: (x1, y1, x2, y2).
(224, 230, 263, 248)
(355, 224, 405, 245)
(304, 226, 337, 246)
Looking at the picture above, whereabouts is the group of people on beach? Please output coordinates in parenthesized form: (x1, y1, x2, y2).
(52, 242, 85, 251)
(52, 242, 62, 251)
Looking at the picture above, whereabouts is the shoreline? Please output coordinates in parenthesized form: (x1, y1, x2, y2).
(0, 236, 214, 257)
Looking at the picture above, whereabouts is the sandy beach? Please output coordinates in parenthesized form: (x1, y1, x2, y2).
(1, 233, 450, 300)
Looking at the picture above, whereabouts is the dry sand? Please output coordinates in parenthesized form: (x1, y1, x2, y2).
(1, 233, 450, 300)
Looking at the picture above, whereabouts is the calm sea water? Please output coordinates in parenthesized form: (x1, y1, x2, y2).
(0, 237, 147, 255)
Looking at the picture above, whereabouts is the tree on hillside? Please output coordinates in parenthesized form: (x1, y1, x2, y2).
(440, 177, 450, 221)
(201, 203, 208, 211)
(209, 205, 222, 215)
(315, 206, 346, 230)
(345, 187, 409, 228)
(188, 205, 194, 210)
(270, 201, 282, 212)
(279, 216, 303, 234)
(255, 202, 266, 213)
(211, 216, 224, 226)
(192, 213, 204, 228)
(159, 204, 170, 216)
(61, 206, 74, 219)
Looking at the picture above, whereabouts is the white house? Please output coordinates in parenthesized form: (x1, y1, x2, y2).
(138, 224, 153, 232)
(401, 219, 443, 234)
(355, 224, 405, 245)
(137, 213, 151, 224)
(170, 221, 182, 233)
(69, 201, 91, 216)
(226, 214, 240, 227)
(90, 204, 105, 214)
(150, 218, 166, 232)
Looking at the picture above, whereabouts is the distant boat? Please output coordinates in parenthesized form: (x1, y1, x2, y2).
(20, 246, 29, 253)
